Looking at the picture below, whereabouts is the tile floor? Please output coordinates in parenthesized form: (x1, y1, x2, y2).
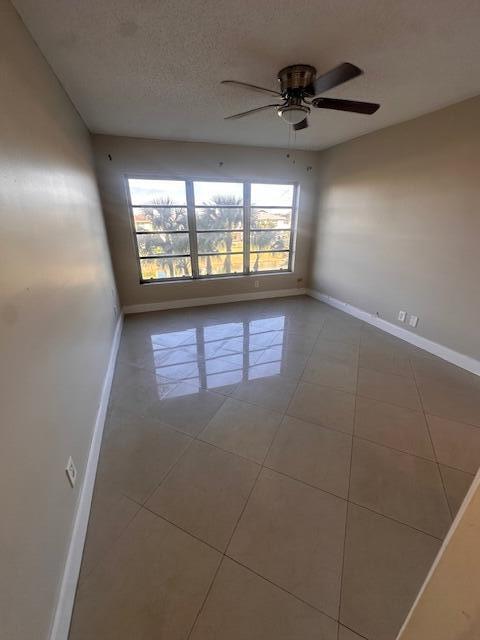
(69, 296, 480, 640)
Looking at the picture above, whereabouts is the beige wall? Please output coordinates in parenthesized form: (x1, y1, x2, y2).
(311, 96, 480, 360)
(398, 470, 480, 640)
(92, 135, 319, 308)
(0, 2, 118, 639)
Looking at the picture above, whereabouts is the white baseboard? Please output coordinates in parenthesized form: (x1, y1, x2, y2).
(123, 287, 306, 314)
(308, 289, 480, 377)
(49, 313, 124, 640)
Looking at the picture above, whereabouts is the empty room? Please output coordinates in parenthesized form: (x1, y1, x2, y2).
(2, 0, 480, 639)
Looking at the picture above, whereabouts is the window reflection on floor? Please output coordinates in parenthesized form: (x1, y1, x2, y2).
(149, 315, 286, 397)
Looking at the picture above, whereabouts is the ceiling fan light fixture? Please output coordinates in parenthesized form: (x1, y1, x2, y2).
(277, 105, 310, 125)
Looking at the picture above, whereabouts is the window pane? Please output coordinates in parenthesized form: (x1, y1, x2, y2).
(250, 230, 290, 252)
(198, 254, 244, 276)
(250, 316, 285, 333)
(137, 233, 190, 257)
(140, 257, 192, 280)
(128, 179, 187, 206)
(197, 231, 243, 254)
(250, 208, 292, 229)
(195, 207, 243, 230)
(251, 251, 289, 272)
(133, 207, 188, 232)
(251, 183, 294, 207)
(193, 181, 243, 206)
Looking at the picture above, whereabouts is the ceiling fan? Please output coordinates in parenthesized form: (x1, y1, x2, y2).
(221, 63, 380, 130)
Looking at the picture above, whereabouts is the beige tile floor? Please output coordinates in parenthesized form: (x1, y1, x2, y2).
(70, 296, 480, 640)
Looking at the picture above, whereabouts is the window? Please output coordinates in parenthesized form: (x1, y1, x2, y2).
(127, 177, 298, 282)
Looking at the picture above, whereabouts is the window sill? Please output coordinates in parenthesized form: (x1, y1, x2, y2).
(140, 271, 293, 286)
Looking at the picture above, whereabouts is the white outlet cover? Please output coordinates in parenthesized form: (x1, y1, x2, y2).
(398, 310, 407, 322)
(408, 315, 419, 328)
(66, 456, 77, 487)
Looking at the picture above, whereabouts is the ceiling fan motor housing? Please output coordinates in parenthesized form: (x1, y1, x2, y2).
(277, 64, 317, 97)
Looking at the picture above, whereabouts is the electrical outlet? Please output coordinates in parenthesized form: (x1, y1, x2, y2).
(66, 456, 77, 488)
(408, 315, 419, 328)
(398, 310, 407, 322)
(254, 280, 259, 288)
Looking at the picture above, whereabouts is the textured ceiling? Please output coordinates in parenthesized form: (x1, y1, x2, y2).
(13, 0, 480, 150)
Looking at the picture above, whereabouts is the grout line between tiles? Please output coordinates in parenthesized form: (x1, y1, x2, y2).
(336, 325, 362, 639)
(435, 462, 475, 477)
(140, 503, 224, 554)
(74, 493, 143, 588)
(408, 355, 455, 522)
(261, 464, 347, 500)
(339, 623, 370, 640)
(421, 409, 480, 432)
(350, 432, 436, 464)
(224, 555, 340, 625)
(186, 555, 225, 640)
(349, 498, 443, 542)
(140, 432, 198, 507)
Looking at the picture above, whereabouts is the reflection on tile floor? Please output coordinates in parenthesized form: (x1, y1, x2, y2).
(69, 296, 480, 640)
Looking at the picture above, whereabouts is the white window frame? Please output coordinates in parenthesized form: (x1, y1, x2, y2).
(125, 176, 299, 284)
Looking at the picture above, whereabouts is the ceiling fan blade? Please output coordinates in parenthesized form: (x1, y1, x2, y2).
(224, 104, 281, 120)
(312, 97, 380, 114)
(310, 62, 363, 96)
(294, 118, 309, 131)
(221, 80, 282, 97)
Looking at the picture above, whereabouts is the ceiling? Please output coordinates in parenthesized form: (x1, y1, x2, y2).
(13, 0, 480, 151)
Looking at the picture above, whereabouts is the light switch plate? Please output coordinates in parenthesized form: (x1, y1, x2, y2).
(408, 315, 419, 328)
